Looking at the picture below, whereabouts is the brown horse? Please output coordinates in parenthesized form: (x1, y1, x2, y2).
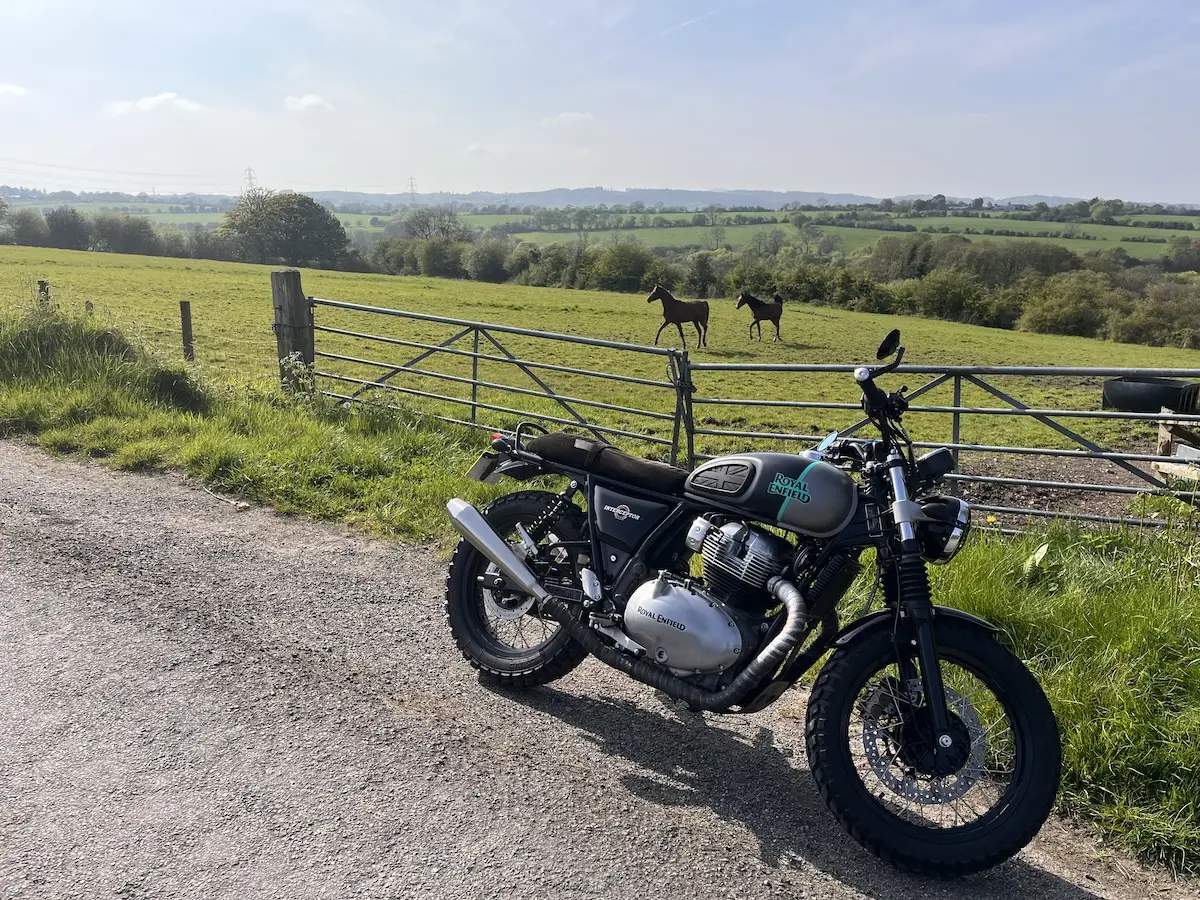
(736, 291, 783, 342)
(648, 283, 709, 348)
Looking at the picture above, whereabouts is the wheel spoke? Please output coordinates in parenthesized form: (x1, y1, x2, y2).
(852, 656, 1019, 829)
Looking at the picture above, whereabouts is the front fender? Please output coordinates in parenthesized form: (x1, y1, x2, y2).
(833, 606, 999, 646)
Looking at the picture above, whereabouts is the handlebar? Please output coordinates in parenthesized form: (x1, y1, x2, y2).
(854, 344, 910, 458)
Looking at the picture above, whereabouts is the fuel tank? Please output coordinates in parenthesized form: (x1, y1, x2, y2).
(684, 453, 858, 538)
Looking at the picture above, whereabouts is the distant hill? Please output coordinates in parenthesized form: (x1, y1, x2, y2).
(305, 187, 878, 210)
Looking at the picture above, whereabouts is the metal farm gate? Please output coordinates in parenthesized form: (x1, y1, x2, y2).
(269, 272, 1200, 530)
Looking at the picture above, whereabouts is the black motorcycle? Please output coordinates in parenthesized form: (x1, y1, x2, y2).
(444, 330, 1061, 875)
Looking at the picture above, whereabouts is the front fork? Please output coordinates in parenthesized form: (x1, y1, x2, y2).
(884, 452, 955, 759)
(890, 556, 953, 736)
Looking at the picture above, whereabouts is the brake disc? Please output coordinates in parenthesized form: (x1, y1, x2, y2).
(861, 684, 988, 804)
(481, 561, 537, 621)
(480, 532, 567, 622)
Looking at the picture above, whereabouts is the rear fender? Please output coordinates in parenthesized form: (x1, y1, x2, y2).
(833, 606, 999, 647)
(466, 452, 546, 484)
(488, 456, 545, 483)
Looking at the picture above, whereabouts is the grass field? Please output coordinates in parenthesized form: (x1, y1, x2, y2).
(1, 302, 1198, 872)
(4, 244, 1198, 461)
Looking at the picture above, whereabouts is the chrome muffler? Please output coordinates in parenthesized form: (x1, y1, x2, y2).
(446, 498, 548, 601)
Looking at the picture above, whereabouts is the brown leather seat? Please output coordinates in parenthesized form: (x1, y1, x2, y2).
(526, 432, 689, 495)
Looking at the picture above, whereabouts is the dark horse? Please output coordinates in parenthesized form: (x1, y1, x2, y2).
(648, 283, 709, 348)
(736, 291, 783, 342)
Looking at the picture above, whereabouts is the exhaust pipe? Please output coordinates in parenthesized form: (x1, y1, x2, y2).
(447, 498, 548, 601)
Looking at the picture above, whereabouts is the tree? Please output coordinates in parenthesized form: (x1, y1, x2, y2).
(6, 208, 49, 246)
(1163, 236, 1200, 273)
(45, 206, 91, 250)
(590, 241, 654, 293)
(267, 193, 349, 266)
(795, 223, 821, 255)
(706, 225, 726, 250)
(971, 197, 985, 210)
(466, 238, 509, 282)
(878, 198, 895, 213)
(684, 252, 717, 298)
(403, 206, 468, 240)
(220, 187, 276, 262)
(817, 233, 842, 256)
(416, 237, 466, 278)
(92, 213, 161, 255)
(220, 189, 348, 266)
(1017, 271, 1126, 338)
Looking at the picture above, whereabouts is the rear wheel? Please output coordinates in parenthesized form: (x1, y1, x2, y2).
(805, 619, 1061, 876)
(445, 491, 589, 689)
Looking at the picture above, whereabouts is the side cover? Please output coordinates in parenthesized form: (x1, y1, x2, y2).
(685, 453, 858, 538)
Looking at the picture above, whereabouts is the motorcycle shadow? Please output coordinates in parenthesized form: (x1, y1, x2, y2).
(501, 684, 1104, 900)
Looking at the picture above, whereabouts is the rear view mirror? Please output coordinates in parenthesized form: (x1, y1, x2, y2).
(876, 329, 901, 360)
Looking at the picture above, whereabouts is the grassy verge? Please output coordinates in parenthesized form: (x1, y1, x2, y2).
(1, 302, 1198, 872)
(0, 302, 501, 543)
(934, 528, 1200, 872)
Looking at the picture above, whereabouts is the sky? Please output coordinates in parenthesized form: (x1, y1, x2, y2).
(1, 0, 1198, 201)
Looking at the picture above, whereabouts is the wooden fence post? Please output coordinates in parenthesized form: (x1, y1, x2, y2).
(179, 300, 195, 362)
(271, 270, 314, 391)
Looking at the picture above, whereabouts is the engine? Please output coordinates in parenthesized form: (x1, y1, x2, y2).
(689, 517, 794, 613)
(620, 516, 794, 680)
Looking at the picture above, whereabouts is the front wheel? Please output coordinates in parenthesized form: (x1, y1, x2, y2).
(805, 619, 1061, 876)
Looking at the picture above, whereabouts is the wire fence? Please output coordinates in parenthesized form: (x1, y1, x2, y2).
(308, 296, 1200, 529)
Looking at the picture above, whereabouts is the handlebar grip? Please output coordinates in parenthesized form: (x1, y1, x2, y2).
(854, 366, 887, 411)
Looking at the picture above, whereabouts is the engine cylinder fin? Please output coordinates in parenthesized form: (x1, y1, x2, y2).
(698, 519, 793, 613)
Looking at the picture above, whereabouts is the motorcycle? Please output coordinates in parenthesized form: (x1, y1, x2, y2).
(443, 329, 1061, 875)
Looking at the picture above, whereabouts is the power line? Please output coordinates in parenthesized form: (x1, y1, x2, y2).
(0, 155, 233, 181)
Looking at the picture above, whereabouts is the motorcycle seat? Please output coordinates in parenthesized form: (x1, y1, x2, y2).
(526, 432, 689, 495)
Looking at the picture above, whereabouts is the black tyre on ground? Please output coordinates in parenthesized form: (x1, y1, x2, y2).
(805, 619, 1061, 876)
(1102, 376, 1199, 414)
(445, 491, 589, 690)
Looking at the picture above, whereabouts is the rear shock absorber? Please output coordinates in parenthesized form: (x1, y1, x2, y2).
(524, 481, 581, 542)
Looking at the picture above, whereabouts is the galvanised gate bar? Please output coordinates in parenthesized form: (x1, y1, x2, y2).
(289, 288, 1200, 529)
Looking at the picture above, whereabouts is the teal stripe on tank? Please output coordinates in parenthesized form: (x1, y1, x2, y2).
(798, 459, 822, 481)
(777, 459, 820, 521)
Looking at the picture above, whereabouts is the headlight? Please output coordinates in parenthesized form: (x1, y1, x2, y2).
(917, 497, 971, 564)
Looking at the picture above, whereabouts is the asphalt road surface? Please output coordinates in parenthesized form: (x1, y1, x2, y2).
(0, 442, 1192, 900)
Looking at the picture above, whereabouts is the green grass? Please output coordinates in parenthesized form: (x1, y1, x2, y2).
(1, 302, 1199, 872)
(0, 302, 500, 542)
(6, 244, 1200, 458)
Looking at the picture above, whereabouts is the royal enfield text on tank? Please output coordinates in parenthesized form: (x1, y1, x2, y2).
(444, 330, 1061, 876)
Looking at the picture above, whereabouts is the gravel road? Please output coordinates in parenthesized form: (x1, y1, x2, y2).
(0, 441, 1193, 900)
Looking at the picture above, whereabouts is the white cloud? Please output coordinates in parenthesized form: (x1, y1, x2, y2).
(105, 92, 202, 115)
(544, 111, 594, 126)
(284, 93, 333, 112)
(0, 83, 30, 104)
